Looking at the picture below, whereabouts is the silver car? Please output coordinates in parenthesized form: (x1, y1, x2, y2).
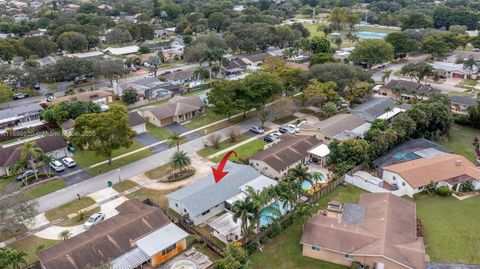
(61, 157, 76, 168)
(84, 212, 106, 229)
(49, 160, 65, 172)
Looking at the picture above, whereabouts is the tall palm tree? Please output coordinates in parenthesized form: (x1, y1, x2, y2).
(202, 49, 215, 79)
(168, 132, 183, 151)
(295, 202, 313, 229)
(170, 150, 191, 180)
(232, 196, 257, 243)
(381, 69, 393, 83)
(19, 141, 43, 182)
(7, 249, 27, 269)
(245, 186, 270, 231)
(286, 164, 310, 182)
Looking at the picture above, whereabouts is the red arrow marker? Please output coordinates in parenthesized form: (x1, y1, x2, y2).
(212, 150, 238, 183)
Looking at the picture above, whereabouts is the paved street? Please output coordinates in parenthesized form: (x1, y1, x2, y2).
(34, 116, 261, 213)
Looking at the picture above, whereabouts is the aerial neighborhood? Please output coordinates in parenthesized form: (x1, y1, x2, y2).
(1, 0, 480, 269)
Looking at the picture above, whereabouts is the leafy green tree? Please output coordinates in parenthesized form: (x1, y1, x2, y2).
(232, 196, 257, 240)
(72, 104, 135, 165)
(303, 80, 340, 108)
(421, 35, 454, 58)
(309, 53, 335, 66)
(122, 88, 138, 105)
(57, 31, 88, 53)
(323, 102, 337, 116)
(343, 80, 373, 104)
(218, 244, 251, 269)
(20, 36, 57, 58)
(385, 32, 417, 58)
(295, 202, 313, 227)
(208, 12, 230, 32)
(0, 84, 13, 102)
(401, 13, 433, 30)
(309, 36, 331, 54)
(329, 7, 347, 30)
(400, 62, 436, 84)
(277, 67, 304, 96)
(138, 45, 150, 54)
(306, 63, 372, 90)
(208, 80, 240, 120)
(467, 101, 480, 128)
(94, 59, 128, 86)
(0, 39, 17, 63)
(42, 100, 101, 125)
(350, 39, 394, 69)
(19, 141, 43, 184)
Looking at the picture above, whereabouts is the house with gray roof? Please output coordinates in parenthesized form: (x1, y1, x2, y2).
(115, 77, 178, 100)
(300, 113, 368, 143)
(449, 95, 477, 114)
(167, 162, 271, 225)
(0, 103, 44, 133)
(351, 96, 410, 123)
(379, 79, 440, 100)
(142, 95, 205, 127)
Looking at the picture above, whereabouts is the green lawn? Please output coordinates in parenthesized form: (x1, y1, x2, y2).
(197, 135, 249, 158)
(0, 225, 28, 242)
(272, 115, 298, 125)
(145, 163, 172, 180)
(24, 179, 66, 199)
(0, 175, 16, 192)
(184, 109, 226, 130)
(193, 110, 258, 135)
(126, 187, 179, 209)
(85, 149, 152, 176)
(45, 197, 96, 221)
(72, 141, 146, 168)
(112, 180, 139, 193)
(8, 236, 59, 265)
(438, 123, 480, 162)
(250, 185, 364, 269)
(210, 139, 267, 164)
(146, 122, 172, 140)
(416, 194, 480, 264)
(57, 207, 100, 227)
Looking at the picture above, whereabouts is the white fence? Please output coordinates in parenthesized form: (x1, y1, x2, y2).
(345, 174, 408, 197)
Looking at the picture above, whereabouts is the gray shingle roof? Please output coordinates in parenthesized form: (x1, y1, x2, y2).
(351, 96, 411, 122)
(0, 103, 43, 121)
(449, 95, 477, 107)
(167, 162, 261, 216)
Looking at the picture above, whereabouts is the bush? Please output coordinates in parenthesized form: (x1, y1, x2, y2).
(267, 222, 282, 238)
(436, 186, 452, 196)
(167, 168, 195, 182)
(245, 242, 258, 255)
(460, 181, 475, 193)
(259, 235, 269, 244)
(281, 216, 294, 229)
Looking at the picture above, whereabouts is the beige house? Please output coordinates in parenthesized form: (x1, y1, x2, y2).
(49, 90, 115, 106)
(60, 119, 75, 137)
(249, 135, 320, 179)
(142, 95, 205, 127)
(301, 193, 426, 269)
(300, 114, 368, 143)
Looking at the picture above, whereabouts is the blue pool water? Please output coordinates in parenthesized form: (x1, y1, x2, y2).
(301, 180, 313, 190)
(355, 31, 387, 39)
(259, 201, 291, 227)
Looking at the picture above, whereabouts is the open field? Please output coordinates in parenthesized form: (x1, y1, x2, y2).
(438, 123, 480, 162)
(210, 139, 266, 164)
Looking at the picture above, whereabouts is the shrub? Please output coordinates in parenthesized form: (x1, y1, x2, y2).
(259, 235, 269, 244)
(267, 222, 282, 238)
(460, 181, 475, 193)
(245, 242, 258, 254)
(436, 186, 452, 196)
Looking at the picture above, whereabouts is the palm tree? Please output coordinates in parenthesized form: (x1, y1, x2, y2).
(381, 69, 393, 83)
(7, 249, 27, 269)
(19, 141, 43, 182)
(59, 229, 72, 240)
(232, 196, 257, 243)
(170, 150, 191, 180)
(168, 132, 183, 151)
(39, 154, 54, 178)
(286, 164, 310, 181)
(245, 186, 270, 231)
(295, 202, 313, 229)
(202, 49, 215, 79)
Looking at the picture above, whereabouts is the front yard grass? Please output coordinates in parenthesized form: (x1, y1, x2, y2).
(416, 194, 480, 264)
(146, 122, 173, 140)
(184, 109, 226, 130)
(193, 110, 257, 135)
(24, 178, 66, 199)
(438, 123, 480, 162)
(272, 115, 298, 125)
(210, 139, 266, 164)
(0, 175, 16, 192)
(8, 236, 59, 265)
(112, 180, 139, 193)
(0, 225, 28, 242)
(73, 141, 146, 168)
(197, 135, 249, 158)
(145, 163, 172, 180)
(85, 149, 152, 176)
(57, 207, 100, 227)
(45, 197, 96, 221)
(250, 184, 364, 269)
(126, 187, 179, 209)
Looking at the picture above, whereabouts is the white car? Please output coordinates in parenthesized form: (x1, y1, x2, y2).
(84, 212, 106, 229)
(271, 131, 282, 138)
(49, 160, 65, 172)
(144, 73, 155, 78)
(287, 124, 300, 133)
(61, 157, 76, 168)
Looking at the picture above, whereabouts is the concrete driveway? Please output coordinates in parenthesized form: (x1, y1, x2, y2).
(134, 133, 170, 154)
(164, 123, 202, 141)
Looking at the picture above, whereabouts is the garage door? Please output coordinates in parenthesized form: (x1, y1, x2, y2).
(160, 117, 174, 126)
(48, 149, 67, 159)
(132, 124, 146, 134)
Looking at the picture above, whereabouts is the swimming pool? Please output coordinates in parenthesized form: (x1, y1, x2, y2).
(259, 201, 290, 227)
(301, 172, 326, 191)
(301, 180, 313, 190)
(355, 31, 387, 39)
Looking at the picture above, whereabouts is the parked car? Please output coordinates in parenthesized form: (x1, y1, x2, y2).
(128, 66, 138, 72)
(74, 76, 88, 85)
(161, 70, 171, 75)
(84, 212, 106, 229)
(143, 62, 152, 68)
(49, 160, 65, 172)
(144, 73, 155, 78)
(279, 126, 295, 134)
(61, 157, 76, 168)
(16, 169, 39, 181)
(287, 124, 300, 133)
(34, 83, 41, 90)
(264, 134, 278, 143)
(271, 131, 282, 138)
(13, 93, 28, 100)
(250, 126, 265, 134)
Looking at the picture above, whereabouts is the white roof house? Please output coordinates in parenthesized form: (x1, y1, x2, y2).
(104, 45, 139, 55)
(135, 223, 189, 256)
(308, 144, 330, 158)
